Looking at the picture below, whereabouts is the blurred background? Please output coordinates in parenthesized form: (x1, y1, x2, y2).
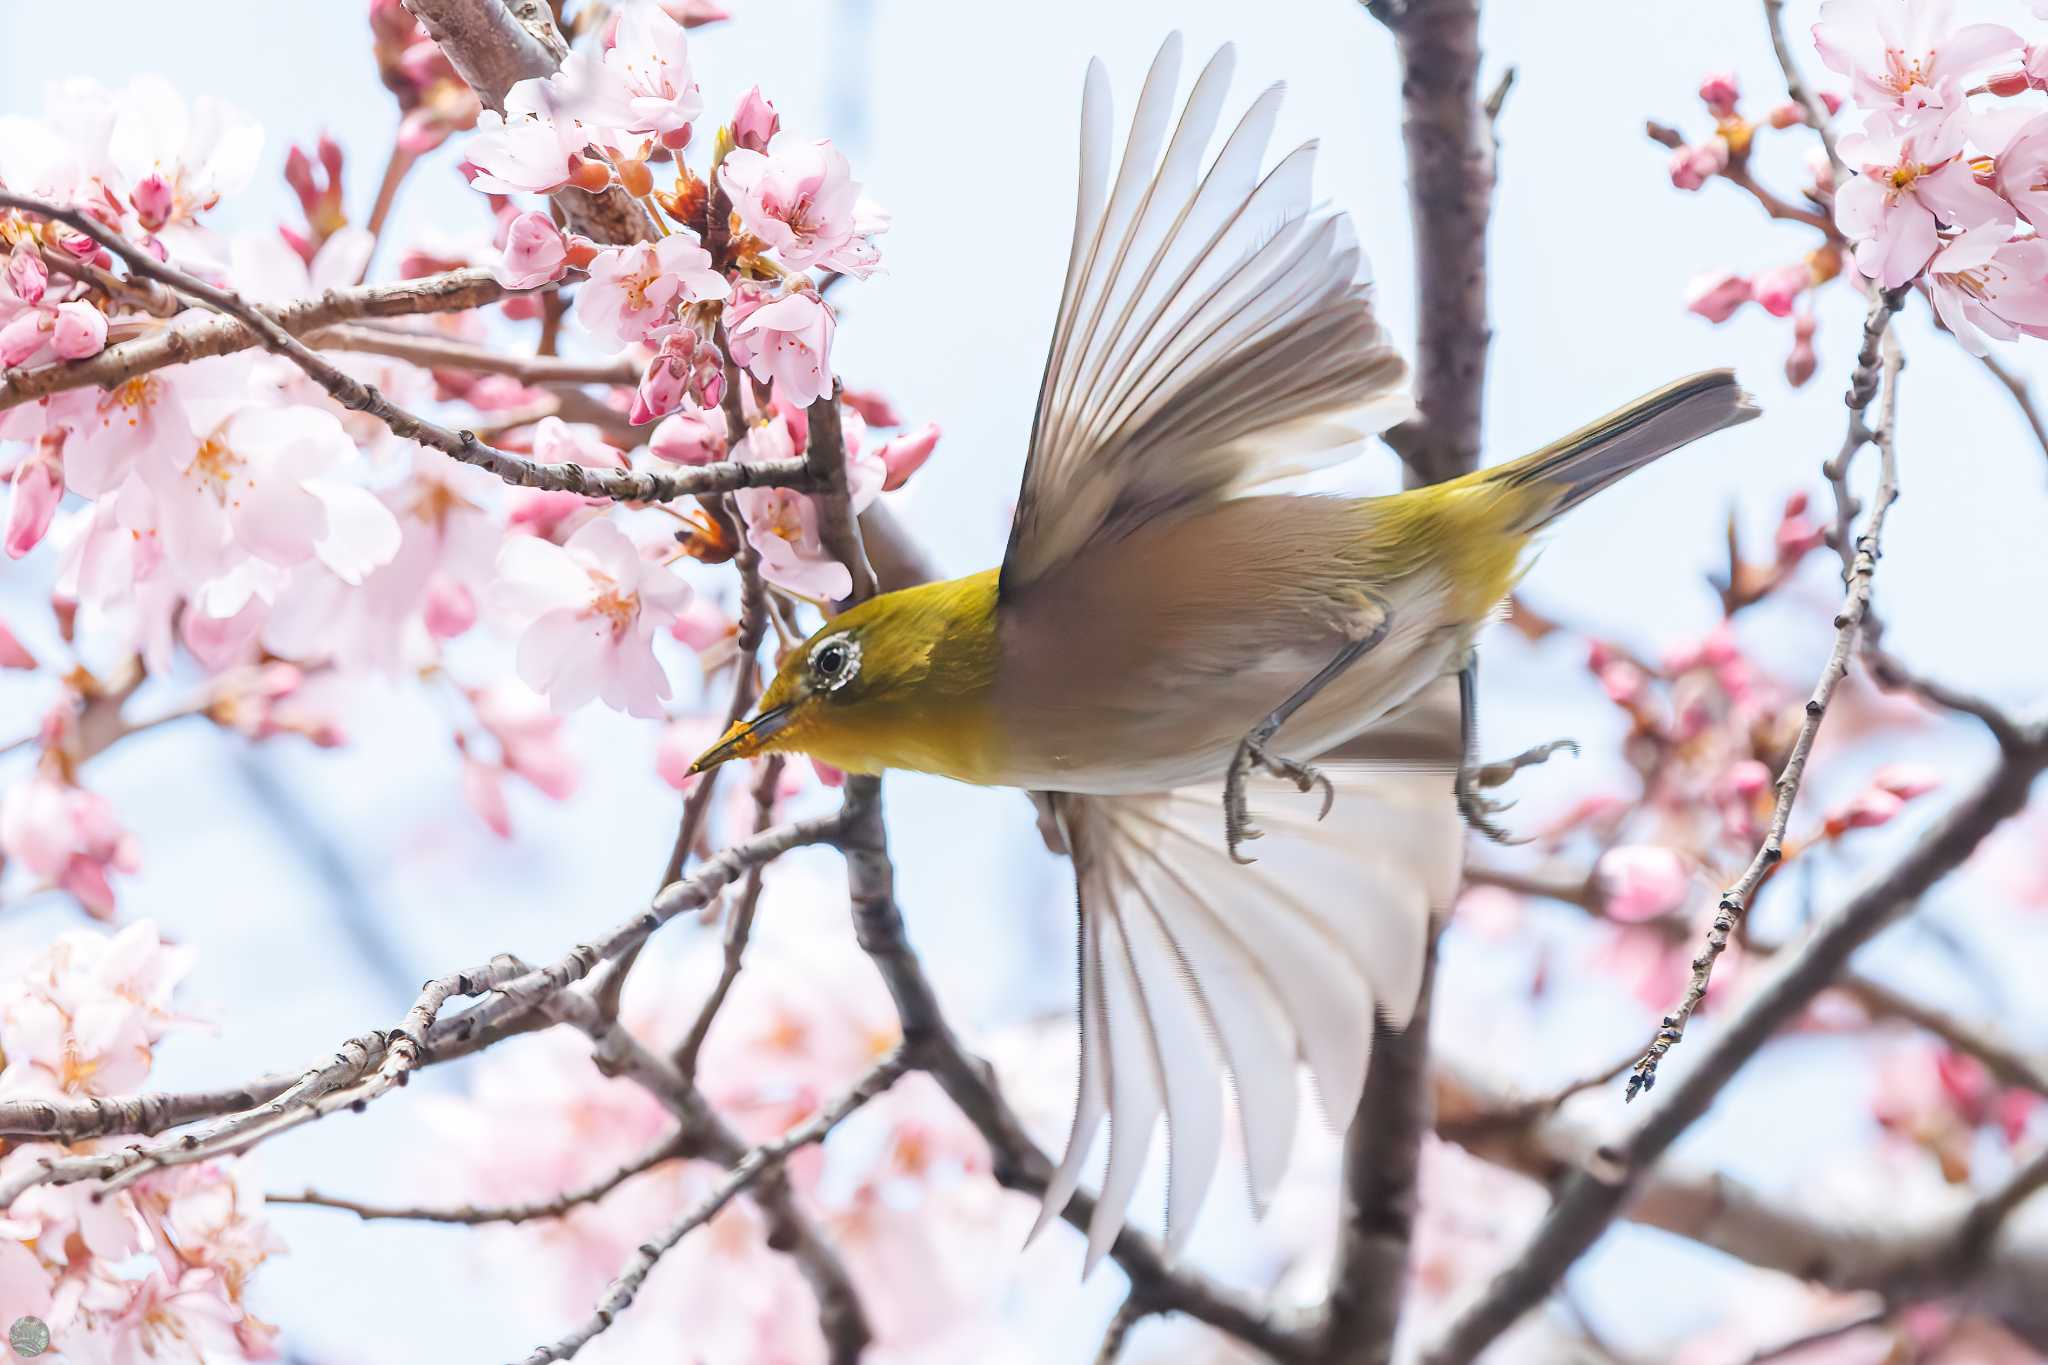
(3, 1, 2046, 1360)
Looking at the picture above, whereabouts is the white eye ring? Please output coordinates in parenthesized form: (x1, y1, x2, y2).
(809, 635, 862, 691)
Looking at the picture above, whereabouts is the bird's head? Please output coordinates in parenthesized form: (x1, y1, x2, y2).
(688, 571, 1000, 778)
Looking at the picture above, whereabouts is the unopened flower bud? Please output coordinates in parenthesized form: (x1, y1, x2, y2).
(1698, 71, 1740, 117)
(568, 158, 614, 194)
(616, 157, 654, 198)
(731, 86, 780, 153)
(1685, 270, 1751, 323)
(7, 245, 48, 307)
(130, 173, 175, 232)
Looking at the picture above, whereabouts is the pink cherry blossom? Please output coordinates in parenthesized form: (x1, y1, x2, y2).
(0, 772, 143, 919)
(1992, 111, 2048, 228)
(423, 578, 478, 639)
(1685, 270, 1752, 322)
(1597, 844, 1692, 923)
(840, 386, 903, 427)
(1667, 138, 1729, 191)
(467, 78, 586, 195)
(494, 209, 569, 289)
(1926, 229, 2048, 353)
(6, 441, 64, 558)
(726, 285, 836, 407)
(563, 2, 703, 147)
(491, 517, 691, 718)
(877, 421, 941, 492)
(474, 682, 582, 800)
(574, 233, 729, 347)
(1836, 113, 2013, 287)
(1699, 72, 1741, 117)
(1813, 0, 2019, 115)
(656, 716, 719, 790)
(0, 921, 193, 1096)
(718, 135, 888, 274)
(650, 406, 727, 464)
(530, 414, 626, 470)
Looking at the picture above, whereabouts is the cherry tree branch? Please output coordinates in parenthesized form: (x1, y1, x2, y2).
(0, 267, 511, 412)
(0, 192, 816, 503)
(273, 1130, 686, 1225)
(305, 323, 638, 387)
(1628, 303, 1906, 1098)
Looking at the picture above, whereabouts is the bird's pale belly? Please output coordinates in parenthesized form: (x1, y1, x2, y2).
(989, 570, 1476, 797)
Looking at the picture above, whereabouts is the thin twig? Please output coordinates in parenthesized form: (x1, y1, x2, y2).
(274, 1130, 685, 1225)
(307, 323, 636, 387)
(1627, 314, 1905, 1099)
(1764, 0, 1844, 178)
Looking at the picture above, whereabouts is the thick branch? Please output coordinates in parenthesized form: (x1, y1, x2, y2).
(1368, 0, 1496, 488)
(0, 268, 509, 413)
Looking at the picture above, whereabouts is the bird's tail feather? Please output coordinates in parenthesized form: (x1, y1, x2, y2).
(1491, 369, 1760, 531)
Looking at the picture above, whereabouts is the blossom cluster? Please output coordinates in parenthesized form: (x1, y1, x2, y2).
(0, 1, 945, 901)
(1666, 0, 2048, 374)
(0, 922, 284, 1359)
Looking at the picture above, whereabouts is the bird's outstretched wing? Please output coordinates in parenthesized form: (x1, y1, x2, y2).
(1001, 34, 1413, 596)
(1033, 676, 1464, 1268)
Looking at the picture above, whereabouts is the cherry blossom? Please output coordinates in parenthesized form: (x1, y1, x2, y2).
(0, 921, 192, 1096)
(0, 771, 143, 919)
(1685, 270, 1752, 322)
(574, 233, 730, 347)
(5, 436, 64, 558)
(1836, 112, 2011, 288)
(877, 421, 941, 492)
(1813, 0, 2019, 116)
(718, 135, 888, 275)
(492, 517, 692, 717)
(467, 78, 587, 195)
(649, 406, 727, 465)
(1927, 229, 2048, 351)
(726, 285, 836, 407)
(1596, 844, 1692, 923)
(559, 1, 704, 148)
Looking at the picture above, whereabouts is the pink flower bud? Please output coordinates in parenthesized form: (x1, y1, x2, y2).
(1825, 787, 1905, 836)
(493, 211, 569, 290)
(649, 408, 727, 465)
(1819, 91, 1843, 115)
(51, 302, 106, 360)
(1668, 138, 1729, 191)
(731, 86, 780, 153)
(0, 618, 35, 670)
(877, 422, 940, 492)
(810, 757, 845, 788)
(1785, 328, 1818, 388)
(840, 386, 903, 427)
(1720, 759, 1772, 801)
(1767, 101, 1807, 129)
(130, 173, 175, 232)
(1751, 262, 1809, 317)
(0, 311, 48, 367)
(7, 452, 63, 559)
(1685, 270, 1751, 323)
(630, 353, 689, 426)
(7, 246, 48, 307)
(1698, 71, 1740, 116)
(423, 579, 477, 640)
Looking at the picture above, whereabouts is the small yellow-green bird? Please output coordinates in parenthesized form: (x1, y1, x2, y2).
(693, 35, 1757, 1266)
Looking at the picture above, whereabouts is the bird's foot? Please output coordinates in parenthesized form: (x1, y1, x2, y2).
(1223, 732, 1335, 864)
(1455, 737, 1580, 844)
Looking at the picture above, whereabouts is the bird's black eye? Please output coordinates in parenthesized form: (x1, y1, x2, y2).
(809, 636, 861, 691)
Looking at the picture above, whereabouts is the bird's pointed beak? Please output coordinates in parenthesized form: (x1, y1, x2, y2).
(688, 702, 797, 775)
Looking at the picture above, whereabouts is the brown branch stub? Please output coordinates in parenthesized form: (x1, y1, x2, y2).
(805, 381, 880, 607)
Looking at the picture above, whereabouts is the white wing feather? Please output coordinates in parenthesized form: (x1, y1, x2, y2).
(1035, 719, 1464, 1266)
(1005, 35, 1412, 593)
